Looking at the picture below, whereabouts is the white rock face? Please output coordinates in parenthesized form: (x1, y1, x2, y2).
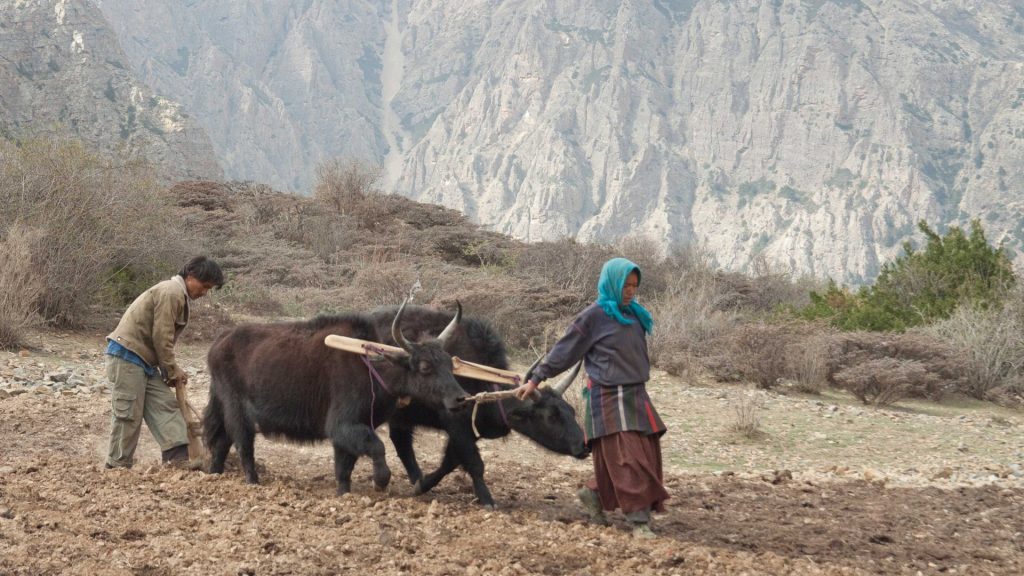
(97, 0, 1024, 282)
(0, 0, 222, 183)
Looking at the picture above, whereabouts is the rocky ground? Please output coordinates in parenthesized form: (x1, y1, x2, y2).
(1, 330, 1023, 575)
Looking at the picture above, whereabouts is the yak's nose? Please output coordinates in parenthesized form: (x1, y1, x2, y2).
(444, 395, 470, 412)
(573, 443, 591, 459)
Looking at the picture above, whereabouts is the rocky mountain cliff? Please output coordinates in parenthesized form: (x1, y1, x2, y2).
(96, 0, 1024, 282)
(0, 0, 221, 183)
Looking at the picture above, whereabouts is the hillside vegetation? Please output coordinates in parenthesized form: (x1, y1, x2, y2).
(2, 137, 1023, 409)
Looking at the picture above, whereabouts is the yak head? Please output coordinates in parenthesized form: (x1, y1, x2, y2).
(377, 299, 468, 412)
(506, 361, 588, 458)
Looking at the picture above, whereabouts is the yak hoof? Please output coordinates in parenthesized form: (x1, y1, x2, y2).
(372, 465, 392, 491)
(336, 482, 351, 496)
(413, 479, 426, 495)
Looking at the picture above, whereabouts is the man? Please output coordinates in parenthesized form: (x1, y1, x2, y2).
(104, 256, 224, 469)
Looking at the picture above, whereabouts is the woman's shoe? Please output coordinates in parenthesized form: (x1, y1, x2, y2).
(631, 522, 656, 539)
(576, 488, 610, 526)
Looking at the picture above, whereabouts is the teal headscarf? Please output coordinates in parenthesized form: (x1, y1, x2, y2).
(596, 257, 653, 334)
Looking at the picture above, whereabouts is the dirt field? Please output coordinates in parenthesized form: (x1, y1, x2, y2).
(2, 331, 1023, 575)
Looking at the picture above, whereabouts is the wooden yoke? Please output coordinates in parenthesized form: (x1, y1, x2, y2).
(324, 335, 522, 386)
(324, 334, 403, 357)
(450, 357, 521, 386)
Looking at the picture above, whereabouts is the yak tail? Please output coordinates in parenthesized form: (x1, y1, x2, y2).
(202, 393, 225, 450)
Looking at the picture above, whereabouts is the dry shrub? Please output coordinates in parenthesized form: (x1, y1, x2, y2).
(0, 224, 44, 349)
(729, 393, 765, 438)
(713, 266, 821, 314)
(746, 254, 820, 312)
(722, 322, 798, 389)
(615, 235, 668, 293)
(295, 208, 361, 263)
(314, 159, 461, 240)
(219, 234, 336, 290)
(925, 294, 1024, 400)
(180, 299, 235, 343)
(696, 319, 832, 391)
(425, 228, 515, 268)
(825, 331, 963, 402)
(224, 285, 286, 317)
(431, 272, 581, 350)
(788, 338, 829, 394)
(833, 358, 938, 407)
(348, 261, 421, 309)
(168, 180, 234, 212)
(313, 158, 382, 213)
(0, 138, 195, 326)
(512, 239, 612, 308)
(647, 246, 740, 377)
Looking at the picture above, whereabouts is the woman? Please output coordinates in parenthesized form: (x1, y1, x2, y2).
(516, 257, 668, 538)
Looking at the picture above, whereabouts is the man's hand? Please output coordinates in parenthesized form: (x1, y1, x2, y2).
(168, 372, 188, 388)
(514, 379, 541, 401)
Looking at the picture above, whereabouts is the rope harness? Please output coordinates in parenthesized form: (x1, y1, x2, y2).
(467, 386, 520, 438)
(361, 355, 392, 429)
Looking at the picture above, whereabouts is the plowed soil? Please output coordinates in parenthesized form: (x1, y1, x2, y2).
(1, 332, 1022, 575)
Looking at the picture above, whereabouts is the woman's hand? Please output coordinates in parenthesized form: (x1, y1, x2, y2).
(515, 379, 541, 401)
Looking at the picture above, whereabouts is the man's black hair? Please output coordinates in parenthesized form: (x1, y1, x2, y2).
(179, 256, 224, 288)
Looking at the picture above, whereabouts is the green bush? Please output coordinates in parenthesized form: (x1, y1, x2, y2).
(801, 220, 1015, 331)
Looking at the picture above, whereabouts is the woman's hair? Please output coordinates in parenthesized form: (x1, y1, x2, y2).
(179, 256, 224, 288)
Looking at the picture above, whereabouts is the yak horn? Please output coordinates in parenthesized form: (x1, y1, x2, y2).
(551, 361, 583, 396)
(436, 300, 462, 348)
(391, 298, 412, 351)
(523, 354, 544, 385)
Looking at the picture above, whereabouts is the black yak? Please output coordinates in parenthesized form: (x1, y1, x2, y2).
(203, 302, 468, 494)
(369, 304, 588, 508)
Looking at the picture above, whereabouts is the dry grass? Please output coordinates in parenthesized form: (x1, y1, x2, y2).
(0, 223, 44, 349)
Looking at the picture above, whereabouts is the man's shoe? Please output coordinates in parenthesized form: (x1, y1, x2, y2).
(631, 522, 656, 539)
(576, 487, 609, 526)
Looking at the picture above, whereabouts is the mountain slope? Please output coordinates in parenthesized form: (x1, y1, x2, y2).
(0, 0, 222, 182)
(97, 0, 1024, 282)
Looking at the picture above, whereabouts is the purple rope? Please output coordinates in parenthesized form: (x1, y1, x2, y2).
(491, 384, 510, 428)
(362, 356, 392, 429)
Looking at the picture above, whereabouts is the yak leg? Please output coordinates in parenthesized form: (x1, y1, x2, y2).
(206, 427, 232, 474)
(416, 443, 457, 495)
(450, 434, 495, 508)
(419, 433, 495, 508)
(332, 447, 357, 495)
(389, 425, 423, 486)
(223, 410, 258, 484)
(203, 396, 232, 474)
(332, 424, 391, 493)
